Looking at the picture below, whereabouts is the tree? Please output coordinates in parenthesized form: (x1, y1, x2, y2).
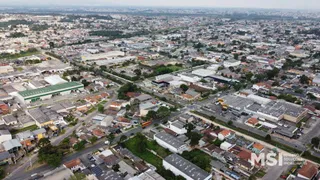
(145, 110, 157, 120)
(38, 144, 63, 167)
(189, 132, 202, 146)
(118, 83, 139, 100)
(89, 136, 98, 144)
(300, 75, 310, 84)
(81, 79, 90, 87)
(0, 168, 5, 179)
(107, 134, 115, 144)
(245, 72, 253, 81)
(185, 123, 195, 137)
(156, 106, 171, 119)
(98, 104, 104, 113)
(233, 54, 239, 60)
(135, 133, 147, 153)
(73, 141, 86, 151)
(69, 173, 86, 180)
(49, 42, 55, 49)
(265, 134, 272, 142)
(38, 138, 50, 148)
(112, 164, 120, 172)
(134, 69, 141, 76)
(266, 68, 279, 80)
(227, 121, 233, 126)
(307, 93, 317, 100)
(311, 137, 320, 148)
(180, 84, 189, 92)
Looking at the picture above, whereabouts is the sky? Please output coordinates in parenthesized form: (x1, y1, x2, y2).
(1, 0, 320, 10)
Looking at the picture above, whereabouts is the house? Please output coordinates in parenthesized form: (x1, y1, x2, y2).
(203, 144, 226, 163)
(181, 89, 201, 101)
(220, 141, 235, 151)
(218, 129, 232, 140)
(0, 130, 12, 144)
(17, 113, 36, 128)
(251, 143, 264, 154)
(2, 139, 22, 152)
(2, 115, 18, 126)
(154, 132, 188, 154)
(92, 114, 113, 127)
(297, 162, 318, 180)
(27, 108, 54, 128)
(63, 158, 85, 171)
(0, 151, 12, 165)
(32, 128, 47, 140)
(92, 129, 105, 138)
(139, 101, 158, 117)
(179, 114, 194, 123)
(236, 158, 254, 172)
(168, 120, 187, 135)
(0, 103, 10, 115)
(245, 117, 259, 127)
(99, 154, 120, 168)
(163, 154, 212, 180)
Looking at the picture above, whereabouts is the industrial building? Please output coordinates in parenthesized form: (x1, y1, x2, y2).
(163, 154, 212, 180)
(16, 81, 84, 104)
(154, 132, 188, 154)
(221, 95, 308, 123)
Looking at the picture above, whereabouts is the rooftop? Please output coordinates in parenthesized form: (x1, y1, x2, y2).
(154, 132, 186, 149)
(164, 154, 211, 180)
(18, 81, 83, 98)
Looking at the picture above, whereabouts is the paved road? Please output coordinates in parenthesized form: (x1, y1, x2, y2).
(189, 111, 318, 166)
(7, 126, 142, 180)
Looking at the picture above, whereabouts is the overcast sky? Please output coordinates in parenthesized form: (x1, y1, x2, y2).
(2, 0, 320, 10)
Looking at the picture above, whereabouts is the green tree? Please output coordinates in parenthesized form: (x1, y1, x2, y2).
(311, 137, 320, 147)
(38, 138, 50, 148)
(265, 134, 272, 142)
(73, 141, 86, 151)
(189, 132, 202, 146)
(107, 134, 115, 144)
(38, 144, 63, 167)
(112, 164, 120, 172)
(300, 75, 310, 84)
(98, 104, 104, 113)
(89, 136, 98, 144)
(135, 133, 147, 153)
(156, 106, 171, 119)
(180, 84, 189, 92)
(49, 42, 55, 49)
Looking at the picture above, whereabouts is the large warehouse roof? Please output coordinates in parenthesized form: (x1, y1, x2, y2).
(18, 81, 83, 99)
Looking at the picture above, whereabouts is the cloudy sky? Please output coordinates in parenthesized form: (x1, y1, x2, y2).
(2, 0, 320, 10)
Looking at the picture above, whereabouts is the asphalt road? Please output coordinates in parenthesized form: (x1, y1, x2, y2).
(7, 126, 142, 180)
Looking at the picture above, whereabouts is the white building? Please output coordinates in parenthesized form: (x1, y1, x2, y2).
(223, 59, 241, 67)
(154, 132, 188, 154)
(168, 120, 187, 135)
(0, 130, 12, 144)
(163, 154, 212, 180)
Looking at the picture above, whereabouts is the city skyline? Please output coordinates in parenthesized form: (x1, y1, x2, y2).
(1, 0, 320, 10)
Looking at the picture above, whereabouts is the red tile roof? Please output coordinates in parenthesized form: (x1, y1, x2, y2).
(298, 162, 318, 179)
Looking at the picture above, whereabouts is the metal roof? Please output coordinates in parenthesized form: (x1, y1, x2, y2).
(18, 81, 83, 99)
(164, 154, 211, 180)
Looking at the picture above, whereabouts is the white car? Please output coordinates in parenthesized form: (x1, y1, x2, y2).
(104, 141, 110, 145)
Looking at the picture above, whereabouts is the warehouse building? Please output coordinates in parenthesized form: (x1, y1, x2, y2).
(16, 81, 84, 104)
(154, 132, 188, 154)
(163, 154, 212, 180)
